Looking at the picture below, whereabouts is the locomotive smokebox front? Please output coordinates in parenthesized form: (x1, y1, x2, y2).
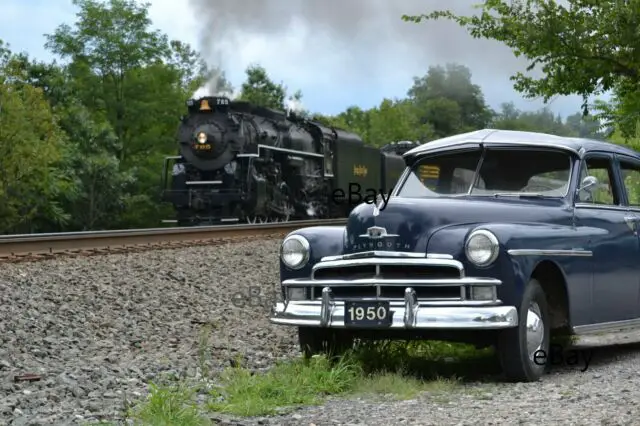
(177, 97, 243, 171)
(192, 123, 227, 157)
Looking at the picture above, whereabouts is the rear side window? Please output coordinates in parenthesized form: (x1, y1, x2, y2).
(619, 160, 640, 207)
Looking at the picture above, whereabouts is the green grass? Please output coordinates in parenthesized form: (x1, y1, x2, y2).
(128, 382, 210, 426)
(127, 338, 500, 425)
(207, 354, 360, 416)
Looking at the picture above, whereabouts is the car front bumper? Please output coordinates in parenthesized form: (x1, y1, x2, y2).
(270, 298, 519, 329)
(270, 252, 519, 330)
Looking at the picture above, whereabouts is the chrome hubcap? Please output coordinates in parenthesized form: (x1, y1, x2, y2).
(526, 302, 545, 362)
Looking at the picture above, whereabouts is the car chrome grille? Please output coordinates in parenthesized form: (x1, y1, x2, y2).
(282, 251, 503, 305)
(311, 261, 463, 300)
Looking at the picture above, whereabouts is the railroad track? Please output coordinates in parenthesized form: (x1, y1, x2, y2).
(0, 219, 347, 263)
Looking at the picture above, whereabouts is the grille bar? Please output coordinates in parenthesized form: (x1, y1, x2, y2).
(282, 277, 501, 287)
(311, 257, 465, 279)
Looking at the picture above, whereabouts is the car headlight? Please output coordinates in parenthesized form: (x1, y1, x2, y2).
(465, 229, 499, 267)
(280, 235, 310, 270)
(197, 131, 207, 144)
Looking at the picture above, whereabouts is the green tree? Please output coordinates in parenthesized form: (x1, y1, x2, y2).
(402, 0, 640, 137)
(44, 0, 209, 228)
(407, 64, 493, 138)
(565, 112, 609, 140)
(330, 106, 372, 141)
(0, 41, 73, 233)
(238, 64, 289, 110)
(367, 98, 433, 146)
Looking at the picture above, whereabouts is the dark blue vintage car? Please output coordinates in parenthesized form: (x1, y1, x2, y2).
(269, 129, 640, 382)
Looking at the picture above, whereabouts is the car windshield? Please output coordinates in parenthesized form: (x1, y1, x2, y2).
(396, 147, 572, 198)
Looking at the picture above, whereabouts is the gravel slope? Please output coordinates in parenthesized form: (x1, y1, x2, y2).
(0, 239, 296, 425)
(1, 238, 640, 425)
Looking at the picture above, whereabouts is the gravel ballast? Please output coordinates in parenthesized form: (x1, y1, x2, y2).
(0, 239, 296, 425)
(1, 238, 639, 425)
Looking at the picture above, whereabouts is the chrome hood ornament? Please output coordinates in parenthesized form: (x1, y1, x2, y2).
(360, 226, 399, 239)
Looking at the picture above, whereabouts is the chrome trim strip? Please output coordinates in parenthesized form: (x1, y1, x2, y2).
(320, 251, 454, 262)
(283, 277, 503, 287)
(575, 203, 628, 212)
(573, 317, 640, 335)
(270, 300, 519, 329)
(507, 249, 592, 257)
(300, 297, 503, 307)
(406, 140, 581, 157)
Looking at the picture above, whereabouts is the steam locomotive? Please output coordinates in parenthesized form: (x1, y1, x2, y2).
(160, 96, 419, 226)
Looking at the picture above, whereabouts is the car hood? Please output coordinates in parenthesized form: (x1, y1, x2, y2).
(343, 196, 565, 254)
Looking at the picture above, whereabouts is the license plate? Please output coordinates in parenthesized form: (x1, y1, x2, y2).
(344, 301, 392, 327)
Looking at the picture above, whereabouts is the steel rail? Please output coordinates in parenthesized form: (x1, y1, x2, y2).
(0, 218, 347, 261)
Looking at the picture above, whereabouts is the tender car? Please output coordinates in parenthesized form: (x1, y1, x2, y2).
(269, 129, 640, 382)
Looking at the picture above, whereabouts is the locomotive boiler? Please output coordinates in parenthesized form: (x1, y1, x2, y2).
(160, 96, 419, 226)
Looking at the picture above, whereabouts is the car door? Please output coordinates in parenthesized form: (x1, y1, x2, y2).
(574, 153, 640, 324)
(615, 154, 640, 317)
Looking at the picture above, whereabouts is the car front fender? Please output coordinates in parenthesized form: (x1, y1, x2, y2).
(426, 222, 596, 308)
(279, 226, 346, 281)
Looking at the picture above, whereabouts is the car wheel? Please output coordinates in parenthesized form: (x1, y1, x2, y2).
(497, 278, 550, 382)
(298, 327, 353, 359)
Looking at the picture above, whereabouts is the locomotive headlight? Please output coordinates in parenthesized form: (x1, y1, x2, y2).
(280, 235, 310, 270)
(196, 131, 207, 144)
(465, 229, 499, 267)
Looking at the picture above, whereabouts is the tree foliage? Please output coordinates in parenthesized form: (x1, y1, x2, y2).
(0, 42, 72, 233)
(402, 0, 640, 137)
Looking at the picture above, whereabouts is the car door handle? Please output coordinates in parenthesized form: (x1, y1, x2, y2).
(624, 215, 638, 231)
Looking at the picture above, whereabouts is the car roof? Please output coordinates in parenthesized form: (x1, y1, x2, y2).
(403, 129, 640, 163)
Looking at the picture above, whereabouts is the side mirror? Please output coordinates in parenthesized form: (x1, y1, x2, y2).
(578, 175, 598, 192)
(575, 175, 598, 202)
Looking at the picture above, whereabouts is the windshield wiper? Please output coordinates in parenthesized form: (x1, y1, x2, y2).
(492, 193, 548, 199)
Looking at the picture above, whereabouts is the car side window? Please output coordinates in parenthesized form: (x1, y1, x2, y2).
(577, 157, 619, 205)
(619, 160, 640, 208)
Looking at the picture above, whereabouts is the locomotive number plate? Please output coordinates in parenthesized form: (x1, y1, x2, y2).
(193, 144, 212, 151)
(344, 301, 392, 327)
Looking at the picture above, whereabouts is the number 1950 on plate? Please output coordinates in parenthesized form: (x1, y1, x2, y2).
(344, 301, 392, 327)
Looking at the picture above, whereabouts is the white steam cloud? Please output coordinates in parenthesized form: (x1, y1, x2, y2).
(191, 68, 239, 99)
(285, 97, 305, 114)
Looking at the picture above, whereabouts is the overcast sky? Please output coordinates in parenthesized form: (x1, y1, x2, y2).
(1, 0, 606, 117)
